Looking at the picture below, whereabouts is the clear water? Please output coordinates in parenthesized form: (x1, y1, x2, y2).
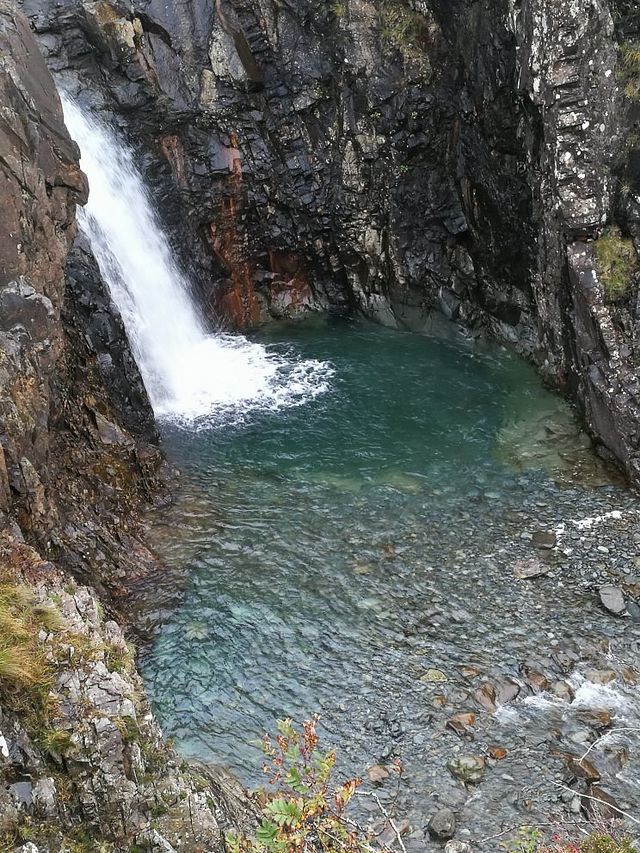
(138, 320, 640, 844)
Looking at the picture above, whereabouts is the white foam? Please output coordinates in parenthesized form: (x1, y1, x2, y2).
(61, 97, 333, 425)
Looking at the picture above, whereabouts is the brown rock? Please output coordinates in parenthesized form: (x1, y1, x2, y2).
(584, 668, 617, 685)
(474, 682, 497, 713)
(575, 709, 612, 730)
(550, 680, 574, 702)
(566, 755, 601, 782)
(513, 557, 550, 579)
(532, 530, 557, 549)
(446, 712, 477, 737)
(366, 764, 389, 784)
(582, 785, 622, 821)
(488, 746, 508, 760)
(520, 664, 550, 692)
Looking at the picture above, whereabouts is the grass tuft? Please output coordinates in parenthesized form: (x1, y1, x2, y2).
(619, 41, 640, 100)
(380, 0, 432, 70)
(594, 230, 638, 301)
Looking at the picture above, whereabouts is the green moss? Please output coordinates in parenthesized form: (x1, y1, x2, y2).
(619, 41, 640, 100)
(380, 0, 431, 69)
(594, 230, 639, 301)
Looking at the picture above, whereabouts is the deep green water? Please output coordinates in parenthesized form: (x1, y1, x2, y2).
(138, 320, 639, 840)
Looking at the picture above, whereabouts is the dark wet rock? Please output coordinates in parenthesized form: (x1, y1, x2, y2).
(0, 9, 251, 849)
(599, 584, 626, 615)
(427, 807, 456, 840)
(13, 0, 640, 486)
(532, 531, 557, 550)
(447, 754, 486, 785)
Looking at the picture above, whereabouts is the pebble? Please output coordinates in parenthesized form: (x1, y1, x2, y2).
(532, 530, 557, 549)
(445, 842, 473, 853)
(447, 754, 485, 784)
(626, 599, 640, 621)
(366, 764, 389, 784)
(427, 807, 456, 840)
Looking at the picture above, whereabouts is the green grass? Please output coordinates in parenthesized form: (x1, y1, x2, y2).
(619, 41, 640, 100)
(380, 0, 431, 69)
(594, 231, 638, 301)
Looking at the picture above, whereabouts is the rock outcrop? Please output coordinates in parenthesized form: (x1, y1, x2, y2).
(14, 0, 640, 484)
(0, 5, 253, 848)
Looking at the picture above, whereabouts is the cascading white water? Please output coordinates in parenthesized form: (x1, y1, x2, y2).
(61, 97, 332, 425)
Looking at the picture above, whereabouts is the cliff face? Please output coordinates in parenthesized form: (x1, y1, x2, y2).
(16, 0, 640, 484)
(0, 6, 253, 849)
(0, 0, 161, 592)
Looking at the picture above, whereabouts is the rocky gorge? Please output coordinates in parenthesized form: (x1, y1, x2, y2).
(0, 0, 640, 850)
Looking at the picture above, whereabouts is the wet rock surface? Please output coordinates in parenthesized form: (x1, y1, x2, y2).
(0, 7, 252, 849)
(12, 0, 640, 485)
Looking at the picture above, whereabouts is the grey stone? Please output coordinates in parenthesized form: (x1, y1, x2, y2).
(428, 807, 456, 840)
(447, 754, 486, 784)
(599, 584, 626, 615)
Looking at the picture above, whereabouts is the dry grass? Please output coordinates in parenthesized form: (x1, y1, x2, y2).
(0, 582, 65, 707)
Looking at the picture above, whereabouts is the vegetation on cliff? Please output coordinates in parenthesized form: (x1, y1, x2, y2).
(594, 231, 638, 300)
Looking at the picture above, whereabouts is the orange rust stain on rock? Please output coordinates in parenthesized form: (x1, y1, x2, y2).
(267, 249, 313, 309)
(159, 134, 188, 188)
(209, 196, 261, 328)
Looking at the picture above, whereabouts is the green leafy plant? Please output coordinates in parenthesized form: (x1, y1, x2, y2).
(594, 230, 638, 300)
(503, 827, 544, 853)
(226, 717, 387, 853)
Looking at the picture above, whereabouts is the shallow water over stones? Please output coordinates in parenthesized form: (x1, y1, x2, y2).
(136, 321, 640, 849)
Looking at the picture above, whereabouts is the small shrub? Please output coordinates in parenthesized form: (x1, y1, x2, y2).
(226, 717, 384, 853)
(619, 41, 640, 100)
(503, 827, 544, 853)
(594, 230, 638, 300)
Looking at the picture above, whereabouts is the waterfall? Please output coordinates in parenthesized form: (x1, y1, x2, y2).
(61, 97, 332, 426)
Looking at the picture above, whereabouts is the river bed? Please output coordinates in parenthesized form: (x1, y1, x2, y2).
(134, 320, 640, 849)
